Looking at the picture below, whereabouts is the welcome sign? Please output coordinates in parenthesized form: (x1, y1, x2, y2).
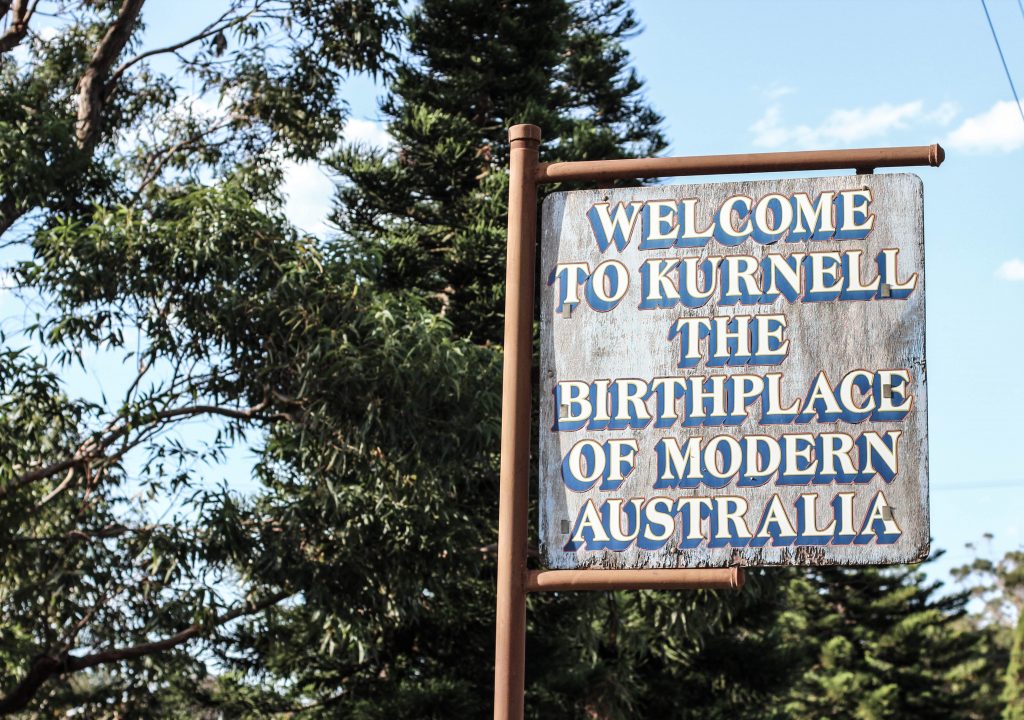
(538, 174, 929, 569)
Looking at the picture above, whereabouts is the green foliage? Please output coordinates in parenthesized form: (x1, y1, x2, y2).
(951, 540, 1024, 718)
(781, 563, 999, 720)
(953, 537, 1024, 628)
(1005, 610, 1024, 720)
(0, 0, 409, 715)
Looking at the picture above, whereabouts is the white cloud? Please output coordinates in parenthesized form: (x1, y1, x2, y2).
(0, 272, 18, 312)
(995, 258, 1024, 281)
(278, 119, 389, 236)
(749, 105, 790, 148)
(751, 101, 932, 149)
(281, 161, 336, 236)
(174, 93, 222, 121)
(12, 23, 62, 64)
(344, 118, 392, 148)
(762, 83, 796, 100)
(37, 26, 61, 43)
(946, 100, 1024, 153)
(926, 101, 959, 126)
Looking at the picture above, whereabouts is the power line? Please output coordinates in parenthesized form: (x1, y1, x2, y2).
(980, 0, 1024, 126)
(933, 479, 1024, 492)
(1019, 0, 1024, 23)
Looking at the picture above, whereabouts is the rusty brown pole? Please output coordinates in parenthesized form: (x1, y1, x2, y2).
(494, 124, 541, 720)
(535, 144, 944, 184)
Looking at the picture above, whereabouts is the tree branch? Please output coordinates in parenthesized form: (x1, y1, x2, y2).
(3, 397, 286, 500)
(107, 4, 260, 88)
(0, 0, 39, 55)
(11, 523, 167, 544)
(131, 118, 235, 202)
(0, 186, 24, 241)
(75, 0, 145, 150)
(0, 591, 292, 715)
(79, 591, 291, 669)
(37, 467, 75, 505)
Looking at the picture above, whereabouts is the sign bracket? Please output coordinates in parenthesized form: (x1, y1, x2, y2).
(494, 123, 944, 720)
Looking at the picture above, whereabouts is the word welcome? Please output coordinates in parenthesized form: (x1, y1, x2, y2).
(586, 188, 874, 251)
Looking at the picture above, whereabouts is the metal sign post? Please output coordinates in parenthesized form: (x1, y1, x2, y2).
(493, 124, 539, 720)
(493, 124, 943, 720)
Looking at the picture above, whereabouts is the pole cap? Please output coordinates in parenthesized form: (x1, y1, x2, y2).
(508, 124, 541, 144)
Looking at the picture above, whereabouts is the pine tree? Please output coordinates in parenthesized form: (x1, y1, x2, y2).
(613, 560, 1004, 720)
(623, 568, 805, 720)
(951, 541, 1024, 718)
(783, 563, 998, 720)
(314, 1, 779, 716)
(332, 0, 666, 344)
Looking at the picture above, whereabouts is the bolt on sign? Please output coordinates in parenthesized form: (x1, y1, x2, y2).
(539, 174, 929, 568)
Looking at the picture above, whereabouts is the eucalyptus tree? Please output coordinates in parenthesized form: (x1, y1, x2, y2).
(0, 0, 417, 714)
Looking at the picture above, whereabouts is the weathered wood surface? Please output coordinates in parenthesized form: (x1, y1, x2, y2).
(538, 174, 929, 569)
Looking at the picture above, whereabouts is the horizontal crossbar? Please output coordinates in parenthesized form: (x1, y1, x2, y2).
(525, 566, 745, 592)
(535, 144, 944, 184)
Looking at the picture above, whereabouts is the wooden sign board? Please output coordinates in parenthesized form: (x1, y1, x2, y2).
(538, 174, 929, 569)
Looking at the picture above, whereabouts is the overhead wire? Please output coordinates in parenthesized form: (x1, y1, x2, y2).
(933, 479, 1024, 492)
(980, 0, 1024, 125)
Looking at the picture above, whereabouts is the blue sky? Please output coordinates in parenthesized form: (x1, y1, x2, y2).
(7, 0, 1024, 586)
(618, 1, 1024, 580)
